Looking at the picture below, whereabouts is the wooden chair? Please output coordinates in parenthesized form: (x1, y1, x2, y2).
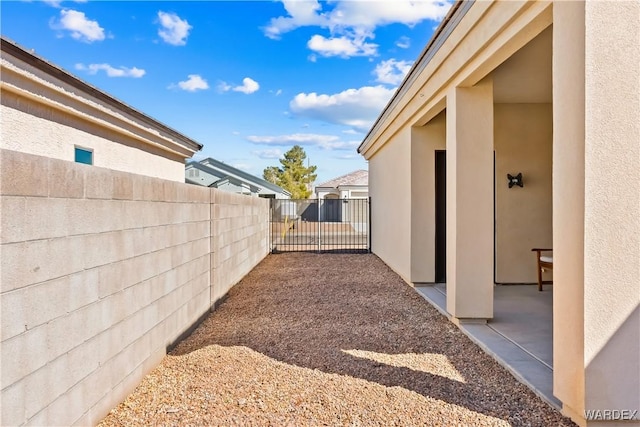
(532, 248, 553, 291)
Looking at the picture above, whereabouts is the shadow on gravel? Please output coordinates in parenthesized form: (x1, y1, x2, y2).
(171, 252, 575, 426)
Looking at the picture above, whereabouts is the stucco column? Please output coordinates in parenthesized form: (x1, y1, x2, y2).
(554, 3, 640, 426)
(552, 1, 586, 423)
(445, 79, 494, 320)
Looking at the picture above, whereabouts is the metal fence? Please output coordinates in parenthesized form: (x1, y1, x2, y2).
(270, 198, 370, 253)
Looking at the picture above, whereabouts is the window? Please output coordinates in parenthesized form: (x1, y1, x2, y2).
(74, 147, 93, 165)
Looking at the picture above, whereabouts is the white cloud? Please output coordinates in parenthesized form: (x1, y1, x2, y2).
(396, 36, 411, 49)
(171, 74, 209, 92)
(217, 81, 232, 92)
(289, 85, 396, 132)
(264, 1, 451, 58)
(263, 0, 325, 40)
(219, 77, 260, 95)
(342, 129, 360, 135)
(75, 63, 145, 78)
(157, 11, 192, 46)
(247, 133, 359, 151)
(374, 59, 412, 85)
(233, 77, 260, 94)
(308, 34, 377, 58)
(319, 140, 360, 150)
(253, 149, 283, 159)
(275, 89, 283, 96)
(266, 0, 451, 38)
(329, 1, 450, 29)
(50, 9, 105, 43)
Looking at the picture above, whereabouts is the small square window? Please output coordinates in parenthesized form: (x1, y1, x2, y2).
(74, 147, 93, 165)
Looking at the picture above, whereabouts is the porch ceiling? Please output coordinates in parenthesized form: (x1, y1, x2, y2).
(492, 26, 552, 104)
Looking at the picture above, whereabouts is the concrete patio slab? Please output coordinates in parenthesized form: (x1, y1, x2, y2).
(415, 283, 560, 409)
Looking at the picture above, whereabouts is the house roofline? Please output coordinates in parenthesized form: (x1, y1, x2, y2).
(1, 36, 203, 153)
(187, 161, 226, 179)
(199, 157, 291, 196)
(357, 0, 467, 155)
(211, 175, 260, 192)
(316, 169, 368, 188)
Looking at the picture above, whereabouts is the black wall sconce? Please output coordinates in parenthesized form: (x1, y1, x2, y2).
(507, 173, 523, 188)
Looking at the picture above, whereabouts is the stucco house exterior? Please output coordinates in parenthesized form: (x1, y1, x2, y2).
(0, 37, 202, 181)
(186, 158, 290, 199)
(313, 170, 369, 224)
(358, 1, 639, 426)
(314, 169, 368, 200)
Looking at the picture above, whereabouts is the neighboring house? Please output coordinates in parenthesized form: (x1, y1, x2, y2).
(0, 37, 202, 182)
(358, 2, 638, 426)
(185, 158, 290, 199)
(314, 170, 369, 225)
(314, 169, 368, 200)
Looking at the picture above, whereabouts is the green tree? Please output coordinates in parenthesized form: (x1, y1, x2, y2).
(263, 145, 317, 199)
(263, 166, 280, 186)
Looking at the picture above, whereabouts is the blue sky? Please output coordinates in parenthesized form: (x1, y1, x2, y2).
(1, 0, 451, 184)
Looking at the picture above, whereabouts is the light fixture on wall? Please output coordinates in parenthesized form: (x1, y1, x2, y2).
(507, 173, 524, 188)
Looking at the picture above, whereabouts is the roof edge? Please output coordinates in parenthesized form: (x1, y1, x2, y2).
(199, 157, 291, 195)
(1, 36, 203, 153)
(315, 169, 368, 188)
(357, 0, 467, 156)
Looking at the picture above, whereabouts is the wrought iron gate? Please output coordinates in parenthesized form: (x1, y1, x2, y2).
(270, 198, 370, 253)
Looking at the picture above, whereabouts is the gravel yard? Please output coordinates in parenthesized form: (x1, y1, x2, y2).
(100, 253, 575, 427)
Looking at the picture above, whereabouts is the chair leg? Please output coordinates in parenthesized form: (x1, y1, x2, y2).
(537, 261, 543, 292)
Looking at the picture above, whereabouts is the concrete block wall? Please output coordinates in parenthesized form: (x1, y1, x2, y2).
(0, 149, 270, 426)
(210, 189, 270, 303)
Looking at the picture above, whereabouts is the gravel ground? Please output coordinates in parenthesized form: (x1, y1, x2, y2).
(100, 253, 576, 427)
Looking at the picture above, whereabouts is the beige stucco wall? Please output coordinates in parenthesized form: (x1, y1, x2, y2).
(1, 101, 186, 181)
(552, 2, 587, 422)
(1, 52, 196, 182)
(368, 127, 412, 282)
(582, 0, 640, 423)
(0, 149, 269, 426)
(362, 2, 554, 294)
(494, 103, 552, 283)
(410, 103, 553, 286)
(411, 110, 446, 283)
